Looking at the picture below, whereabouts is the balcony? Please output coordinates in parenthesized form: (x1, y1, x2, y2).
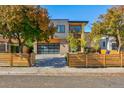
(73, 32, 81, 38)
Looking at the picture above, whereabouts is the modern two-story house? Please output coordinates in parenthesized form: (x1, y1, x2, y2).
(0, 19, 120, 54)
(34, 19, 89, 55)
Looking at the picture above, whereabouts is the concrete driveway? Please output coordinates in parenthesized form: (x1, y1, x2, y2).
(34, 54, 67, 68)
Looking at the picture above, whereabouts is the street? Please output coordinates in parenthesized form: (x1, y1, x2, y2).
(0, 75, 124, 88)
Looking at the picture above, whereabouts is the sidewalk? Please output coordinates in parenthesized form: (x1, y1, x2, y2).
(1, 67, 124, 76)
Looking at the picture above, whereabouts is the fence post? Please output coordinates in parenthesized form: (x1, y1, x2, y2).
(104, 54, 106, 67)
(86, 54, 88, 68)
(30, 53, 35, 67)
(10, 53, 13, 67)
(121, 52, 123, 67)
(67, 53, 69, 66)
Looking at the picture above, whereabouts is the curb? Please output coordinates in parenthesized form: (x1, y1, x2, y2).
(0, 72, 124, 76)
(0, 67, 124, 76)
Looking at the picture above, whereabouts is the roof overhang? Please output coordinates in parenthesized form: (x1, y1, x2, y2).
(38, 38, 64, 43)
(69, 21, 88, 26)
(68, 21, 88, 24)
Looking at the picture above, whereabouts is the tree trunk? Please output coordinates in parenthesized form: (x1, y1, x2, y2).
(28, 53, 32, 67)
(117, 29, 122, 52)
(18, 40, 32, 67)
(18, 42, 23, 54)
(8, 38, 12, 53)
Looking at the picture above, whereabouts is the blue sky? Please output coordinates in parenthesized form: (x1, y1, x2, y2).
(42, 5, 112, 32)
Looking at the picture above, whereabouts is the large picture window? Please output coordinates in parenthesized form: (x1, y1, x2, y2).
(69, 26, 82, 32)
(37, 43, 60, 54)
(57, 25, 65, 33)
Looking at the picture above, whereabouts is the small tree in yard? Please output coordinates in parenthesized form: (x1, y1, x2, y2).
(81, 27, 87, 53)
(91, 36, 101, 53)
(67, 33, 79, 53)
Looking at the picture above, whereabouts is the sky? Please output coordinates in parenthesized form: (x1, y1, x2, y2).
(42, 5, 112, 32)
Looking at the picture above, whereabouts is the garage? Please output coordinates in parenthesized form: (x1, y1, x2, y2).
(37, 43, 60, 54)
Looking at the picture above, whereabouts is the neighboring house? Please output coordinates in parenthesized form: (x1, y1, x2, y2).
(34, 19, 88, 54)
(0, 36, 9, 53)
(0, 35, 23, 53)
(100, 36, 118, 50)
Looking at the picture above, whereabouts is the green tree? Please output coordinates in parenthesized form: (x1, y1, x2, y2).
(81, 25, 87, 53)
(91, 6, 124, 52)
(67, 33, 79, 53)
(91, 36, 101, 53)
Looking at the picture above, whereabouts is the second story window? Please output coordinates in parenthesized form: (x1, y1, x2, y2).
(57, 25, 65, 33)
(70, 26, 82, 32)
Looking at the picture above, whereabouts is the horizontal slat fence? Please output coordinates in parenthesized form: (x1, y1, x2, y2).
(68, 52, 124, 68)
(87, 54, 105, 67)
(0, 53, 11, 66)
(0, 53, 35, 67)
(105, 54, 121, 67)
(68, 53, 86, 67)
(12, 54, 29, 67)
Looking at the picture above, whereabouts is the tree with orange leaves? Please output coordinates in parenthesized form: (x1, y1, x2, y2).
(0, 5, 56, 53)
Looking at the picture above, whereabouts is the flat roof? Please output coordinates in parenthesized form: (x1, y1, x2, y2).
(51, 19, 88, 23)
(68, 21, 88, 23)
(51, 19, 69, 21)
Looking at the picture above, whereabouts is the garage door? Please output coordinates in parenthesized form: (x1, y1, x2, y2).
(37, 43, 60, 54)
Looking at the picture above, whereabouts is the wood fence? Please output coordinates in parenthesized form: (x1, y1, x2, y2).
(67, 53, 124, 67)
(0, 53, 35, 67)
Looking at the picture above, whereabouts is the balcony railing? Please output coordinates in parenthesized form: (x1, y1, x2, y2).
(73, 33, 81, 38)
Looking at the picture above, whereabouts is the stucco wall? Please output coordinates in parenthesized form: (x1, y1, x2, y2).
(33, 42, 37, 54)
(60, 43, 69, 54)
(51, 19, 69, 39)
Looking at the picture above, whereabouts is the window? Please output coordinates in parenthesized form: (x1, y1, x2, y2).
(0, 43, 5, 52)
(112, 43, 117, 50)
(37, 43, 60, 54)
(57, 25, 65, 33)
(103, 41, 106, 47)
(69, 26, 82, 32)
